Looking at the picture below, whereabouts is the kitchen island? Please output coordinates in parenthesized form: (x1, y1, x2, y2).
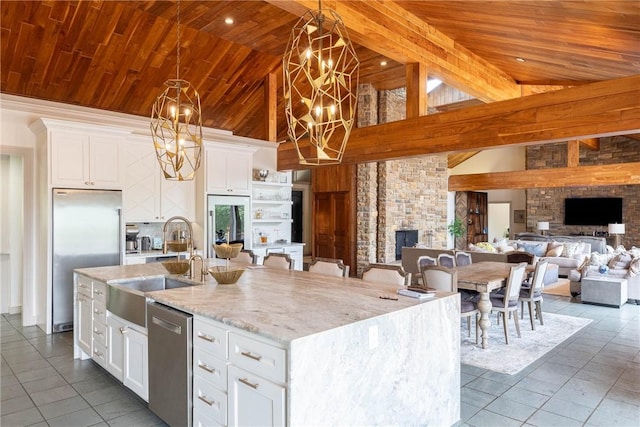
(74, 260, 460, 426)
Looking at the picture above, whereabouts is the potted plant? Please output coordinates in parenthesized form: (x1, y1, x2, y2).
(448, 218, 465, 249)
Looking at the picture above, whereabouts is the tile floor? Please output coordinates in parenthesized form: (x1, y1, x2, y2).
(1, 294, 639, 426)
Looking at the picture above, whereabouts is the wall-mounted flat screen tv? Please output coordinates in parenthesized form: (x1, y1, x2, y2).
(564, 198, 622, 226)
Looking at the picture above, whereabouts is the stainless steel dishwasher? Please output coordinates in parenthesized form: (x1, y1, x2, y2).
(147, 302, 193, 427)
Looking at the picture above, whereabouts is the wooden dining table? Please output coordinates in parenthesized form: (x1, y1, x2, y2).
(452, 261, 532, 349)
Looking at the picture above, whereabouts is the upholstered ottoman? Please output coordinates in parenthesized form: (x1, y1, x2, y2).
(581, 276, 628, 308)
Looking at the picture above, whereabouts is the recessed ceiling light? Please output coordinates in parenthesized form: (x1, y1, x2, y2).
(380, 60, 387, 66)
(224, 17, 234, 25)
(515, 57, 526, 63)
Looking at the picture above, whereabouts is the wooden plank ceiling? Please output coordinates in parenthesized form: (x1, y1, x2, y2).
(1, 1, 639, 170)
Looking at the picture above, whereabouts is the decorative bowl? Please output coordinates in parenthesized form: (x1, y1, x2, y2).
(598, 265, 609, 275)
(161, 260, 190, 275)
(165, 240, 188, 252)
(213, 243, 243, 259)
(208, 267, 244, 284)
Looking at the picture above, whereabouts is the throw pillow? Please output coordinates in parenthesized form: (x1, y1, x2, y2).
(590, 252, 613, 267)
(546, 245, 564, 257)
(517, 242, 547, 257)
(608, 253, 633, 270)
(497, 245, 516, 254)
(629, 257, 640, 277)
(475, 242, 497, 252)
(561, 242, 580, 258)
(578, 256, 590, 274)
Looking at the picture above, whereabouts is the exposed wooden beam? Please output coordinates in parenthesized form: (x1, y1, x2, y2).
(448, 152, 479, 169)
(448, 162, 640, 191)
(567, 141, 580, 167)
(264, 73, 277, 142)
(277, 75, 640, 170)
(267, 0, 520, 102)
(405, 63, 427, 118)
(578, 138, 600, 150)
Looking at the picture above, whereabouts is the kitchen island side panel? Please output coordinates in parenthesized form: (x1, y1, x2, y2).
(288, 294, 460, 426)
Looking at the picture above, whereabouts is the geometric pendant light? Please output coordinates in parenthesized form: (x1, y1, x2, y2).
(150, 0, 203, 180)
(283, 1, 359, 165)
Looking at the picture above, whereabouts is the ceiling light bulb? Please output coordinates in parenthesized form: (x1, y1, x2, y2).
(224, 17, 234, 25)
(380, 60, 387, 66)
(515, 57, 526, 63)
(315, 106, 322, 117)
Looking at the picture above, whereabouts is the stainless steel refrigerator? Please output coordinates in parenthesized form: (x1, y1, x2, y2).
(207, 195, 250, 258)
(52, 188, 123, 332)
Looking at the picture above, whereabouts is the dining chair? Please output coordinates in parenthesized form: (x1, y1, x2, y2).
(437, 253, 456, 268)
(489, 262, 527, 344)
(415, 255, 437, 285)
(519, 260, 549, 330)
(421, 265, 478, 340)
(361, 264, 411, 288)
(263, 253, 293, 270)
(235, 249, 257, 264)
(455, 251, 473, 266)
(308, 257, 350, 277)
(506, 252, 534, 264)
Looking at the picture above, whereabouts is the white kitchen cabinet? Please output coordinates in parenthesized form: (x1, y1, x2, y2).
(106, 312, 149, 401)
(206, 149, 252, 195)
(251, 172, 293, 249)
(123, 137, 194, 222)
(193, 315, 286, 427)
(76, 276, 93, 356)
(50, 130, 123, 189)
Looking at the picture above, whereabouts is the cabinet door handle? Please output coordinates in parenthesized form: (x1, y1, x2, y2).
(93, 328, 103, 335)
(90, 182, 95, 185)
(93, 349, 103, 357)
(198, 395, 215, 407)
(239, 378, 259, 389)
(119, 327, 128, 334)
(84, 181, 90, 185)
(94, 290, 104, 295)
(93, 309, 103, 315)
(198, 363, 215, 374)
(197, 333, 215, 343)
(240, 351, 262, 362)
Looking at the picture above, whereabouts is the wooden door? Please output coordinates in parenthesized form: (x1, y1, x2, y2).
(314, 192, 351, 265)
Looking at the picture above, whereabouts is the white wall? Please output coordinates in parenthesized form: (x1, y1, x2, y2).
(449, 146, 528, 236)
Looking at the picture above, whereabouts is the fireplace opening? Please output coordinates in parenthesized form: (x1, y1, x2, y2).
(395, 229, 418, 260)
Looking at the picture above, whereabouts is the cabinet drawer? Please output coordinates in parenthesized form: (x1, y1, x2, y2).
(92, 321, 107, 347)
(194, 347, 227, 391)
(194, 406, 224, 427)
(229, 333, 286, 384)
(194, 375, 227, 427)
(92, 342, 107, 368)
(92, 281, 107, 304)
(194, 318, 228, 359)
(77, 276, 92, 297)
(92, 300, 107, 326)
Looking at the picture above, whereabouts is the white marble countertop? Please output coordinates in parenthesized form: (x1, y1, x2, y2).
(124, 250, 183, 258)
(75, 259, 454, 345)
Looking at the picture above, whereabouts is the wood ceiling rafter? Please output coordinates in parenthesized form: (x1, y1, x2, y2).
(266, 0, 520, 102)
(277, 75, 640, 170)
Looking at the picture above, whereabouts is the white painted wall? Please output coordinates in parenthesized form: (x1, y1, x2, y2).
(449, 146, 528, 235)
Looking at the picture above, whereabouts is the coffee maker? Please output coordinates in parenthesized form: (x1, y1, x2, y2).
(125, 224, 139, 253)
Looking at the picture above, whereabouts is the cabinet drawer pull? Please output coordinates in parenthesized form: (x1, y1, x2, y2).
(93, 349, 103, 357)
(93, 328, 103, 335)
(197, 333, 215, 343)
(119, 327, 128, 334)
(198, 363, 215, 374)
(241, 351, 262, 362)
(78, 296, 87, 302)
(93, 309, 103, 315)
(84, 181, 90, 185)
(239, 378, 259, 389)
(198, 395, 215, 407)
(94, 290, 104, 295)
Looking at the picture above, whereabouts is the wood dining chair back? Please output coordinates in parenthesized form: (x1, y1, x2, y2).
(490, 262, 527, 344)
(263, 253, 293, 270)
(416, 255, 437, 270)
(361, 264, 411, 288)
(520, 260, 549, 330)
(308, 257, 350, 277)
(455, 251, 473, 266)
(437, 253, 456, 268)
(235, 249, 257, 264)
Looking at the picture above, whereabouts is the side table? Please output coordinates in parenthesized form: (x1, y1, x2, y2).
(581, 276, 628, 308)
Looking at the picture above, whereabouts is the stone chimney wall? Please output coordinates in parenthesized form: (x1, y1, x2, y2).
(526, 136, 640, 247)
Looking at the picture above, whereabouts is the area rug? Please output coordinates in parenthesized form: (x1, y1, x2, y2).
(543, 278, 571, 296)
(460, 312, 591, 375)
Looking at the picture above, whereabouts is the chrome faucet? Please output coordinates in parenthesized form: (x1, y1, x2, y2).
(162, 216, 194, 256)
(188, 254, 206, 281)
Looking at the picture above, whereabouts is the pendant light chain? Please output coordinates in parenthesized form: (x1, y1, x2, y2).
(176, 0, 181, 80)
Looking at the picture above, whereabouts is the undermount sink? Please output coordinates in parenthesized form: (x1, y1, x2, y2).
(107, 276, 195, 327)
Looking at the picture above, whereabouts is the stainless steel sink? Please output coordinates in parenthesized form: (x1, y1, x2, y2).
(107, 277, 194, 328)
